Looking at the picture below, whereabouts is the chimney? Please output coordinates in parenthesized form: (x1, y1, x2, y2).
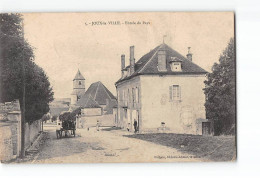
(121, 54, 125, 70)
(158, 47, 167, 71)
(130, 46, 135, 75)
(121, 54, 125, 77)
(186, 47, 192, 61)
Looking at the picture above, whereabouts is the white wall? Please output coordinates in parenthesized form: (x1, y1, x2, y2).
(82, 108, 102, 116)
(140, 74, 206, 134)
(78, 114, 115, 128)
(73, 79, 85, 89)
(25, 120, 42, 149)
(116, 76, 141, 130)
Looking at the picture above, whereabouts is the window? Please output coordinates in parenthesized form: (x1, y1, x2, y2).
(169, 85, 181, 101)
(169, 57, 182, 72)
(136, 87, 139, 103)
(128, 89, 130, 103)
(122, 90, 125, 101)
(124, 109, 127, 118)
(132, 88, 135, 105)
(79, 81, 81, 85)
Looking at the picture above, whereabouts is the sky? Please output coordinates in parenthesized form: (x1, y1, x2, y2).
(22, 12, 234, 98)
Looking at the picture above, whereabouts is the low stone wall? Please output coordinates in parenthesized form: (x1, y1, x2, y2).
(0, 100, 44, 162)
(25, 120, 42, 149)
(0, 121, 20, 161)
(77, 114, 115, 129)
(0, 100, 21, 162)
(0, 124, 14, 161)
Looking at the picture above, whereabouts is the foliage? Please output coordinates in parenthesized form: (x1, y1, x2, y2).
(59, 112, 71, 121)
(204, 38, 236, 135)
(58, 108, 81, 121)
(42, 113, 51, 122)
(52, 115, 58, 122)
(0, 13, 54, 123)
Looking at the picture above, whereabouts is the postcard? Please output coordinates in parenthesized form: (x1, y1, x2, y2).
(0, 12, 236, 163)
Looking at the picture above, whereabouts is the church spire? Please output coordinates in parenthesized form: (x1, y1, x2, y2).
(73, 69, 85, 81)
(71, 69, 85, 105)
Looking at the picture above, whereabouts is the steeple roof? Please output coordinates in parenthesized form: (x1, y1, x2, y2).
(73, 69, 85, 81)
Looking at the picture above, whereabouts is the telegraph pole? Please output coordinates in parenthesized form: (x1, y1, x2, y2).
(20, 20, 26, 158)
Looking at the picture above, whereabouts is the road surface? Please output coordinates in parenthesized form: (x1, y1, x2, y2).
(29, 125, 204, 164)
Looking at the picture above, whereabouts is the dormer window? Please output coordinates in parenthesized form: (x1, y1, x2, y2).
(79, 81, 82, 85)
(169, 57, 182, 72)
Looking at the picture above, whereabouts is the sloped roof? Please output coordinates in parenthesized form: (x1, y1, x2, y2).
(78, 95, 101, 108)
(73, 69, 85, 81)
(116, 43, 208, 84)
(77, 81, 116, 106)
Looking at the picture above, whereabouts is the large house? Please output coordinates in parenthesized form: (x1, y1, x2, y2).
(115, 43, 210, 135)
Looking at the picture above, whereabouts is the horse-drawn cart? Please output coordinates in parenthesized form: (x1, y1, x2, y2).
(56, 120, 76, 139)
(56, 109, 81, 139)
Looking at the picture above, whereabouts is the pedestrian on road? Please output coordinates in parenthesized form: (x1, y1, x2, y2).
(96, 120, 100, 131)
(134, 119, 138, 133)
(56, 120, 62, 139)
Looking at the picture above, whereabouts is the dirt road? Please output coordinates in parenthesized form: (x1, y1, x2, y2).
(30, 125, 204, 164)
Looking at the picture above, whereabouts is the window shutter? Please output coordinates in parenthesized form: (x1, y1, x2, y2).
(136, 87, 139, 103)
(169, 86, 173, 101)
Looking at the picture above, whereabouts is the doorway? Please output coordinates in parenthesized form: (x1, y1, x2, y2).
(202, 122, 211, 135)
(136, 110, 140, 132)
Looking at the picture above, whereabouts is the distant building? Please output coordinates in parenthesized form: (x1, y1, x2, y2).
(115, 43, 209, 135)
(77, 81, 117, 116)
(71, 69, 85, 105)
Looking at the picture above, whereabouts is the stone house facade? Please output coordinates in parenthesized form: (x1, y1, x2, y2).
(115, 43, 209, 135)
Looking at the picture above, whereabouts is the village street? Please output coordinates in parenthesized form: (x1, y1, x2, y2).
(28, 125, 205, 164)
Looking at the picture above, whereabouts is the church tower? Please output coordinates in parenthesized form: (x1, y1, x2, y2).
(71, 69, 85, 105)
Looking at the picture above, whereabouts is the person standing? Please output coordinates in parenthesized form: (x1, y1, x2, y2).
(134, 119, 138, 133)
(96, 120, 100, 131)
(56, 120, 62, 139)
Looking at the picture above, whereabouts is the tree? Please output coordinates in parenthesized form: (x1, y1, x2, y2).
(0, 13, 54, 123)
(59, 112, 71, 121)
(204, 38, 236, 135)
(51, 115, 58, 122)
(42, 113, 51, 123)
